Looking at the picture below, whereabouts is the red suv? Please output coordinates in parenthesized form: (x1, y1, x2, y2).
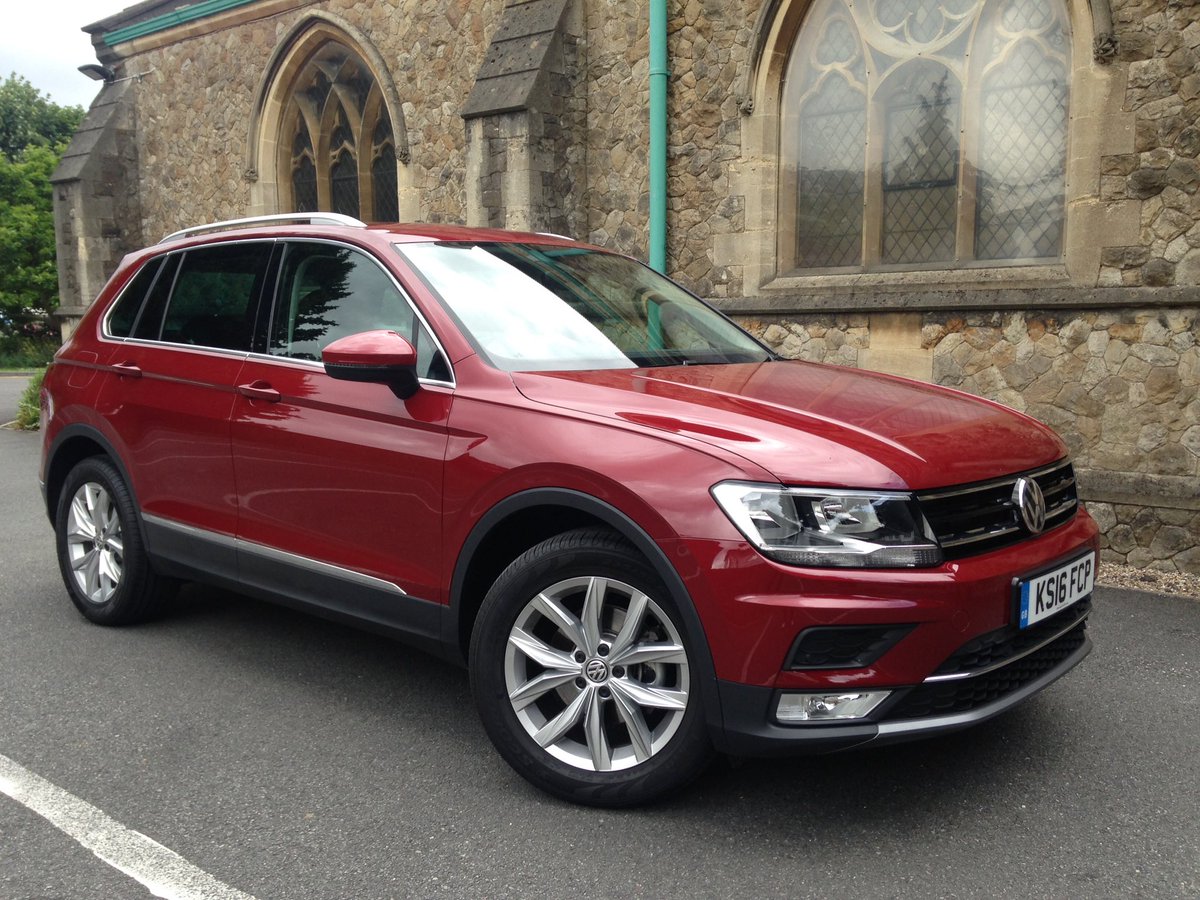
(41, 214, 1098, 805)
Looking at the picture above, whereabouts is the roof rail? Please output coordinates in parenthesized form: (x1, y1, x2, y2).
(160, 212, 367, 243)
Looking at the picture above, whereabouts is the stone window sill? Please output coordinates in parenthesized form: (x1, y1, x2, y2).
(761, 264, 1071, 295)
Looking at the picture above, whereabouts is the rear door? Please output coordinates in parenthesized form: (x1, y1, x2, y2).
(96, 241, 272, 549)
(230, 239, 453, 627)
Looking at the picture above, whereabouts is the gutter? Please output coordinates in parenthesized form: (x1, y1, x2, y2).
(102, 0, 259, 46)
(648, 0, 668, 273)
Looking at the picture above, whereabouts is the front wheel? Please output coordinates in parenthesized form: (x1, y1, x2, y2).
(55, 457, 174, 625)
(470, 528, 712, 806)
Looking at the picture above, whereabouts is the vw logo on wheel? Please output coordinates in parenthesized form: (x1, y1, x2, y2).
(584, 658, 609, 683)
(1012, 477, 1047, 534)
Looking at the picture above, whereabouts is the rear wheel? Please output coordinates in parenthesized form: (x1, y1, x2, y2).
(470, 528, 712, 806)
(55, 457, 174, 625)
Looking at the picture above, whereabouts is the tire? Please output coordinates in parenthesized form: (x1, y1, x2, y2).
(470, 528, 713, 806)
(55, 457, 174, 625)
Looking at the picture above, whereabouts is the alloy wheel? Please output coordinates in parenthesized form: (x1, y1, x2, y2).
(65, 481, 124, 605)
(503, 575, 691, 772)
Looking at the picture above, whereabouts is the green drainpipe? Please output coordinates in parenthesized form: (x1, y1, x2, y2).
(648, 0, 668, 273)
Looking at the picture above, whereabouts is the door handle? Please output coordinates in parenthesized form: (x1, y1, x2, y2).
(112, 361, 142, 378)
(237, 380, 281, 402)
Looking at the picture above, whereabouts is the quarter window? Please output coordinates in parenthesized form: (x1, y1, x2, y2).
(106, 258, 163, 338)
(780, 0, 1070, 272)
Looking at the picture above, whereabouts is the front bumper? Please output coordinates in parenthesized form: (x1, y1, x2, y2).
(714, 620, 1091, 756)
(678, 510, 1099, 756)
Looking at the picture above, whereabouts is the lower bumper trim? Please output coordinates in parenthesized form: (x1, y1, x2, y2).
(713, 634, 1092, 757)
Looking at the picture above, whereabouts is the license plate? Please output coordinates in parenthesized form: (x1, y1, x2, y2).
(1018, 552, 1096, 629)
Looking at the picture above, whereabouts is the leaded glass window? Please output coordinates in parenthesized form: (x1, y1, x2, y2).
(277, 41, 400, 222)
(291, 130, 318, 213)
(780, 0, 1071, 272)
(371, 115, 399, 223)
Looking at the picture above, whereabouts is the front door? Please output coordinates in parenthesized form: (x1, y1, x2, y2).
(230, 240, 453, 632)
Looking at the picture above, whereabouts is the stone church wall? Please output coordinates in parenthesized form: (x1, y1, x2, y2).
(124, 0, 505, 243)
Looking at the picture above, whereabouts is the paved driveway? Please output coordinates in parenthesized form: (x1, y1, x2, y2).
(0, 373, 32, 425)
(1, 424, 1197, 899)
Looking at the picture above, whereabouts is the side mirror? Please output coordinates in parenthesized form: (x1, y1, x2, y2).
(322, 330, 420, 399)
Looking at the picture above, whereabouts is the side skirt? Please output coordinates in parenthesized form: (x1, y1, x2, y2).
(142, 514, 452, 659)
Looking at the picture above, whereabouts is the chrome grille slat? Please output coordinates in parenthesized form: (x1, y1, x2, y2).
(916, 460, 1074, 501)
(939, 524, 1021, 548)
(918, 460, 1078, 559)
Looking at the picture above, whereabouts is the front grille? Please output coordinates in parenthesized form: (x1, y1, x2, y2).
(918, 460, 1078, 559)
(879, 622, 1087, 721)
(930, 597, 1091, 678)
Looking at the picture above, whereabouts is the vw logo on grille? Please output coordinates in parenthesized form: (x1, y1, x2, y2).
(584, 658, 609, 683)
(1012, 477, 1046, 534)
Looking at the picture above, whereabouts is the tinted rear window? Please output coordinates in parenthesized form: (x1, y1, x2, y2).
(106, 258, 163, 338)
(159, 243, 271, 350)
(131, 254, 181, 341)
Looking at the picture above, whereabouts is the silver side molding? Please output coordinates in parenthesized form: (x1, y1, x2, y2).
(142, 513, 407, 597)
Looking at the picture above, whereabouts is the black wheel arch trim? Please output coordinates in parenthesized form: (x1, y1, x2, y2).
(44, 424, 142, 531)
(448, 487, 726, 735)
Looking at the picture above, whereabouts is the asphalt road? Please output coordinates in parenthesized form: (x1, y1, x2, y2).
(1, 420, 1197, 899)
(1, 373, 30, 425)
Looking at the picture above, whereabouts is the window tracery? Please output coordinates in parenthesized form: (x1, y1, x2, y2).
(780, 0, 1071, 272)
(277, 41, 399, 222)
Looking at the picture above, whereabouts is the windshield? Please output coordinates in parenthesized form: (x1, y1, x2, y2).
(394, 242, 770, 372)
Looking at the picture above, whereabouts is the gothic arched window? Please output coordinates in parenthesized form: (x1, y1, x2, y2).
(780, 0, 1070, 272)
(277, 41, 399, 222)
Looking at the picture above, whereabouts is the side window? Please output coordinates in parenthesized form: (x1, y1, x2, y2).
(160, 244, 271, 351)
(271, 242, 450, 380)
(106, 258, 163, 338)
(131, 254, 181, 341)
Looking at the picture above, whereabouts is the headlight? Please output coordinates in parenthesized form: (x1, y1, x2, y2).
(711, 482, 942, 568)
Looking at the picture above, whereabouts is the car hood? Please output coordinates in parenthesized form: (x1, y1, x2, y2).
(511, 361, 1068, 491)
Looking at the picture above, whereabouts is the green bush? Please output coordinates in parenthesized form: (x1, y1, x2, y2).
(14, 367, 43, 430)
(0, 333, 57, 368)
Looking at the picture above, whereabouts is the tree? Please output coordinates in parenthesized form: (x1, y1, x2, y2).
(0, 145, 61, 335)
(0, 74, 84, 341)
(0, 74, 83, 161)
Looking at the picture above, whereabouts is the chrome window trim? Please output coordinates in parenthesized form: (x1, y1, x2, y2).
(143, 514, 408, 597)
(100, 255, 167, 341)
(97, 236, 455, 387)
(265, 237, 456, 388)
(243, 351, 455, 390)
(99, 237, 279, 345)
(106, 337, 251, 361)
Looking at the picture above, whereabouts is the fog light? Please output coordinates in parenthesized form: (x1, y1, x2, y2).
(776, 690, 891, 722)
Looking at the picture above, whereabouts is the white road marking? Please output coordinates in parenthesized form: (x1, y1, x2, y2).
(0, 752, 256, 900)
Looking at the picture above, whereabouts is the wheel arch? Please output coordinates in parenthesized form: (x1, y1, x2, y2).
(44, 425, 140, 527)
(447, 488, 725, 731)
